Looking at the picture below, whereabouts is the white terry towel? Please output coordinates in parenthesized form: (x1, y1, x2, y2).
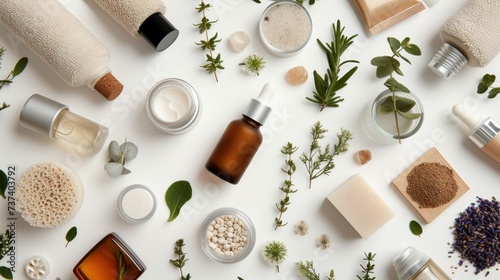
(91, 0, 165, 37)
(0, 0, 111, 88)
(441, 0, 500, 67)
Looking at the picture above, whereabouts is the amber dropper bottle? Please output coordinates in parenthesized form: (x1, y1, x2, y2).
(205, 82, 277, 184)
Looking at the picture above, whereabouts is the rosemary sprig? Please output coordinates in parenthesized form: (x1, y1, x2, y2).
(296, 260, 335, 280)
(477, 73, 500, 99)
(357, 252, 376, 280)
(274, 142, 298, 230)
(0, 46, 28, 112)
(194, 0, 224, 82)
(116, 250, 130, 280)
(170, 239, 191, 280)
(300, 121, 352, 189)
(371, 37, 422, 143)
(306, 20, 358, 111)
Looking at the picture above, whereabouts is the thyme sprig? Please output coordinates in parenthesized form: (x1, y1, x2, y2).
(371, 37, 422, 143)
(477, 73, 500, 99)
(296, 260, 335, 280)
(0, 46, 28, 112)
(306, 20, 359, 111)
(300, 121, 353, 189)
(274, 142, 298, 230)
(170, 239, 191, 280)
(116, 250, 130, 280)
(357, 252, 376, 280)
(195, 0, 224, 82)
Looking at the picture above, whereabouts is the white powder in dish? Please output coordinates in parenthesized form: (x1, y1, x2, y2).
(121, 188, 154, 220)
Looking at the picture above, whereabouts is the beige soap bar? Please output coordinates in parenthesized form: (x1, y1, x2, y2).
(326, 173, 394, 239)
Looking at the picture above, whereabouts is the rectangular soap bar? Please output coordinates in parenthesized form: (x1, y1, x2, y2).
(326, 173, 394, 239)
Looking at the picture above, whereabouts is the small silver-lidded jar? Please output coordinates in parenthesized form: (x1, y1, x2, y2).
(146, 78, 202, 134)
(200, 207, 256, 263)
(117, 184, 157, 224)
(259, 0, 312, 57)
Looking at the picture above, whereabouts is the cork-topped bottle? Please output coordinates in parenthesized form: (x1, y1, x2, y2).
(205, 83, 277, 184)
(0, 0, 123, 100)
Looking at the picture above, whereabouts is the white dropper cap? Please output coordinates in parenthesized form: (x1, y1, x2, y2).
(452, 104, 500, 148)
(244, 82, 277, 125)
(452, 104, 482, 133)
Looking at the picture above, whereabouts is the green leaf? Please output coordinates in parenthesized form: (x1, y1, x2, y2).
(65, 226, 77, 247)
(398, 110, 422, 120)
(376, 65, 392, 78)
(477, 74, 496, 93)
(488, 88, 500, 99)
(384, 77, 410, 93)
(477, 82, 489, 94)
(12, 57, 28, 77)
(403, 44, 422, 56)
(0, 170, 7, 199)
(370, 56, 393, 67)
(409, 220, 423, 236)
(401, 37, 410, 47)
(108, 141, 122, 162)
(394, 96, 416, 112)
(120, 141, 138, 161)
(388, 37, 401, 56)
(0, 266, 12, 279)
(165, 180, 193, 222)
(104, 162, 124, 178)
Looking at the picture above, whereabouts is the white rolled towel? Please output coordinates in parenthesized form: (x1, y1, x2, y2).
(92, 0, 179, 51)
(0, 0, 123, 100)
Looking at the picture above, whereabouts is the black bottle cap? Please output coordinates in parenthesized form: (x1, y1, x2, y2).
(138, 12, 179, 52)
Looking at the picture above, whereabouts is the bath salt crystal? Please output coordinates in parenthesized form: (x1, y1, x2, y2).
(228, 31, 250, 52)
(286, 66, 308, 85)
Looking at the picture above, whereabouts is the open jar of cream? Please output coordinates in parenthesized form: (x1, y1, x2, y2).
(259, 0, 312, 57)
(117, 184, 157, 224)
(146, 78, 202, 134)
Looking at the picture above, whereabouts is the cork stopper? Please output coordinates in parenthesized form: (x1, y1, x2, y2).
(94, 72, 123, 101)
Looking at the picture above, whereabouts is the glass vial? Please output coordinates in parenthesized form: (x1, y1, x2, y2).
(91, 0, 179, 51)
(0, 0, 123, 100)
(205, 82, 277, 184)
(19, 94, 109, 155)
(428, 0, 500, 79)
(393, 247, 452, 280)
(73, 232, 146, 280)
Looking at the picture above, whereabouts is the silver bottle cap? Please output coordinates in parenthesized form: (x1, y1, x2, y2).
(393, 247, 429, 280)
(470, 117, 500, 148)
(19, 94, 67, 138)
(243, 83, 276, 125)
(428, 43, 467, 79)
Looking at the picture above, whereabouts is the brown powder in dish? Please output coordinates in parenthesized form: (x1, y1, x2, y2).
(406, 162, 458, 208)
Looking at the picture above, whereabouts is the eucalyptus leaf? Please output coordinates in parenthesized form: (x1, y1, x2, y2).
(376, 65, 392, 78)
(384, 77, 410, 93)
(403, 44, 422, 56)
(401, 37, 410, 47)
(0, 266, 12, 280)
(12, 57, 28, 77)
(377, 105, 394, 114)
(65, 226, 77, 247)
(121, 166, 131, 175)
(370, 56, 393, 67)
(409, 220, 423, 236)
(108, 141, 122, 162)
(388, 37, 401, 56)
(398, 111, 422, 120)
(488, 88, 500, 99)
(0, 170, 7, 199)
(105, 162, 124, 178)
(477, 82, 489, 94)
(394, 96, 416, 112)
(165, 180, 193, 222)
(120, 141, 138, 161)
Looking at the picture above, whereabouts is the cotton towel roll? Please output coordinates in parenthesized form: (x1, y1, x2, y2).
(0, 0, 123, 100)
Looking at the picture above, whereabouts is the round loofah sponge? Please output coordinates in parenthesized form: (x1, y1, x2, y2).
(15, 162, 84, 228)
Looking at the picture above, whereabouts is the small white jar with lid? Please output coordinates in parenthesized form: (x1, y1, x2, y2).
(117, 184, 157, 224)
(146, 78, 202, 134)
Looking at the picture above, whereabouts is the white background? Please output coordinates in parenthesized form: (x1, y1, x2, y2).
(1, 0, 499, 279)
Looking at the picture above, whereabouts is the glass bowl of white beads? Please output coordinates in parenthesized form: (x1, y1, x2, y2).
(200, 207, 256, 263)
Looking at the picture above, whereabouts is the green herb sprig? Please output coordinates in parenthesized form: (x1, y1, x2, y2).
(195, 0, 224, 82)
(306, 20, 358, 111)
(239, 54, 266, 76)
(170, 239, 192, 280)
(357, 252, 376, 280)
(477, 74, 500, 99)
(274, 142, 298, 230)
(371, 37, 422, 143)
(300, 121, 353, 189)
(104, 138, 138, 178)
(0, 47, 28, 112)
(297, 260, 335, 280)
(117, 250, 131, 280)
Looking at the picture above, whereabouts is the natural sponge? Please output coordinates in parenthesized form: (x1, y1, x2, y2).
(15, 162, 84, 228)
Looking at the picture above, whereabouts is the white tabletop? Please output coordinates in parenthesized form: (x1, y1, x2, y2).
(1, 0, 499, 279)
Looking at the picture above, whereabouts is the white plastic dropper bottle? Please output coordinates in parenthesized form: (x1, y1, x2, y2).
(452, 104, 500, 163)
(0, 0, 123, 100)
(205, 83, 277, 184)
